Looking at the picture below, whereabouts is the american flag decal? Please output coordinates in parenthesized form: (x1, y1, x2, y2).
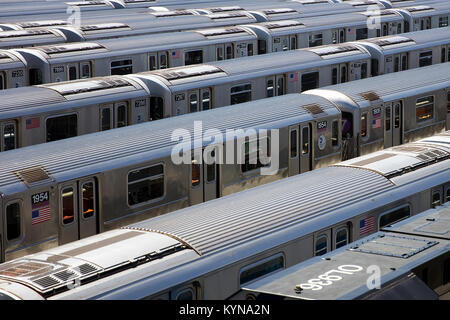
(26, 117, 40, 129)
(360, 216, 375, 236)
(172, 50, 180, 59)
(289, 72, 298, 82)
(372, 118, 381, 129)
(31, 200, 51, 225)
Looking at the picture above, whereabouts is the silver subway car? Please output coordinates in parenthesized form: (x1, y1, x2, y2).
(0, 133, 448, 299)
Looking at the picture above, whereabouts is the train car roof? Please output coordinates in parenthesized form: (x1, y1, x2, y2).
(0, 93, 339, 194)
(307, 62, 450, 109)
(0, 50, 26, 69)
(0, 29, 67, 49)
(240, 202, 450, 300)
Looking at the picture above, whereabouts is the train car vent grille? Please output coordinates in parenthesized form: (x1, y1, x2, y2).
(349, 153, 396, 166)
(152, 11, 194, 17)
(38, 43, 105, 55)
(416, 154, 429, 161)
(66, 1, 108, 7)
(80, 23, 130, 32)
(391, 146, 426, 153)
(208, 6, 243, 13)
(0, 261, 52, 277)
(261, 8, 297, 15)
(152, 65, 222, 81)
(0, 30, 53, 39)
(45, 78, 132, 96)
(350, 1, 380, 7)
(17, 20, 67, 28)
(349, 234, 438, 258)
(263, 21, 305, 30)
(13, 166, 53, 187)
(404, 6, 434, 13)
(208, 12, 249, 20)
(197, 27, 247, 37)
(360, 10, 397, 17)
(53, 270, 76, 282)
(360, 91, 380, 101)
(33, 276, 60, 289)
(292, 0, 329, 5)
(77, 263, 99, 275)
(302, 103, 325, 116)
(309, 45, 360, 57)
(369, 36, 414, 47)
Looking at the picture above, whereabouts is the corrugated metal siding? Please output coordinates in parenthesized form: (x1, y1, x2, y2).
(127, 167, 394, 255)
(0, 94, 337, 189)
(319, 63, 450, 105)
(0, 87, 65, 111)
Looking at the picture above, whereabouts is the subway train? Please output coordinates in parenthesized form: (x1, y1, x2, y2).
(0, 64, 447, 262)
(0, 47, 448, 155)
(234, 202, 450, 300)
(0, 133, 448, 299)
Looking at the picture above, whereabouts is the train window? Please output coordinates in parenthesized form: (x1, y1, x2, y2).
(431, 192, 441, 208)
(176, 288, 194, 300)
(230, 83, 251, 105)
(361, 63, 368, 79)
(301, 72, 319, 92)
(379, 205, 410, 228)
(29, 68, 43, 85)
(282, 38, 289, 51)
(290, 36, 296, 50)
(81, 182, 95, 219)
(340, 65, 347, 83)
(80, 62, 91, 79)
(335, 228, 348, 249)
(225, 44, 234, 59)
(206, 150, 215, 183)
(419, 51, 432, 67)
(302, 127, 309, 155)
(290, 129, 298, 158)
(446, 187, 450, 202)
(371, 59, 379, 76)
(266, 79, 274, 97)
(441, 48, 446, 63)
(382, 24, 388, 36)
(401, 55, 408, 70)
(201, 89, 211, 111)
(101, 106, 112, 131)
(0, 72, 5, 90)
(191, 157, 200, 187)
(247, 43, 254, 56)
(360, 113, 367, 138)
(68, 66, 77, 80)
(159, 52, 168, 69)
(339, 30, 345, 43)
(149, 54, 157, 70)
(258, 40, 266, 55)
(115, 103, 128, 128)
(239, 253, 284, 285)
(128, 164, 164, 206)
(356, 28, 368, 40)
(397, 23, 401, 34)
(2, 123, 16, 151)
(394, 102, 401, 128)
(394, 57, 400, 72)
(111, 59, 133, 76)
(6, 202, 21, 241)
(376, 28, 381, 37)
(439, 16, 449, 28)
(416, 96, 434, 122)
(61, 187, 75, 225)
(332, 120, 338, 147)
(315, 235, 328, 256)
(185, 50, 203, 66)
(46, 114, 77, 142)
(308, 33, 323, 47)
(216, 47, 224, 61)
(332, 67, 338, 85)
(276, 77, 284, 96)
(241, 137, 270, 173)
(385, 106, 391, 131)
(150, 97, 163, 120)
(189, 93, 198, 113)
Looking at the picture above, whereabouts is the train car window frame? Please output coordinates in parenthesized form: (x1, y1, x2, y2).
(394, 101, 401, 129)
(191, 156, 200, 188)
(159, 51, 168, 69)
(61, 186, 75, 226)
(81, 180, 96, 220)
(335, 227, 348, 249)
(356, 27, 368, 40)
(247, 43, 254, 56)
(239, 253, 285, 285)
(266, 78, 274, 98)
(230, 83, 251, 105)
(315, 234, 328, 256)
(100, 105, 113, 131)
(174, 287, 195, 300)
(290, 128, 298, 159)
(149, 53, 158, 70)
(439, 16, 448, 28)
(80, 61, 92, 79)
(206, 149, 216, 183)
(416, 96, 434, 123)
(45, 113, 78, 142)
(308, 33, 323, 47)
(379, 204, 410, 228)
(332, 119, 339, 147)
(290, 35, 296, 50)
(241, 136, 271, 174)
(225, 43, 234, 60)
(361, 62, 368, 79)
(448, 91, 450, 115)
(216, 46, 224, 61)
(0, 71, 6, 90)
(127, 163, 165, 207)
(445, 185, 450, 203)
(201, 89, 211, 111)
(184, 49, 203, 66)
(431, 191, 441, 208)
(189, 92, 198, 113)
(441, 47, 446, 63)
(302, 126, 309, 155)
(301, 71, 319, 92)
(150, 97, 163, 120)
(360, 113, 368, 139)
(6, 201, 22, 242)
(68, 64, 78, 81)
(1, 121, 17, 152)
(385, 105, 391, 132)
(110, 58, 133, 75)
(418, 51, 432, 67)
(115, 102, 128, 128)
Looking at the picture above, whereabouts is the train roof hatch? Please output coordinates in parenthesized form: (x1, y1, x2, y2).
(261, 20, 305, 30)
(196, 27, 249, 37)
(79, 23, 131, 33)
(43, 77, 134, 97)
(308, 45, 362, 58)
(17, 20, 68, 28)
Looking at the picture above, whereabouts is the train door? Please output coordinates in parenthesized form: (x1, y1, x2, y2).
(314, 230, 331, 257)
(114, 102, 128, 128)
(431, 186, 444, 208)
(67, 63, 79, 81)
(288, 125, 299, 176)
(393, 53, 408, 72)
(392, 101, 402, 146)
(80, 61, 92, 79)
(332, 223, 351, 250)
(59, 178, 98, 244)
(384, 102, 393, 148)
(332, 28, 345, 44)
(158, 51, 169, 69)
(1, 121, 17, 152)
(216, 44, 224, 61)
(100, 104, 113, 131)
(190, 148, 219, 205)
(300, 124, 312, 173)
